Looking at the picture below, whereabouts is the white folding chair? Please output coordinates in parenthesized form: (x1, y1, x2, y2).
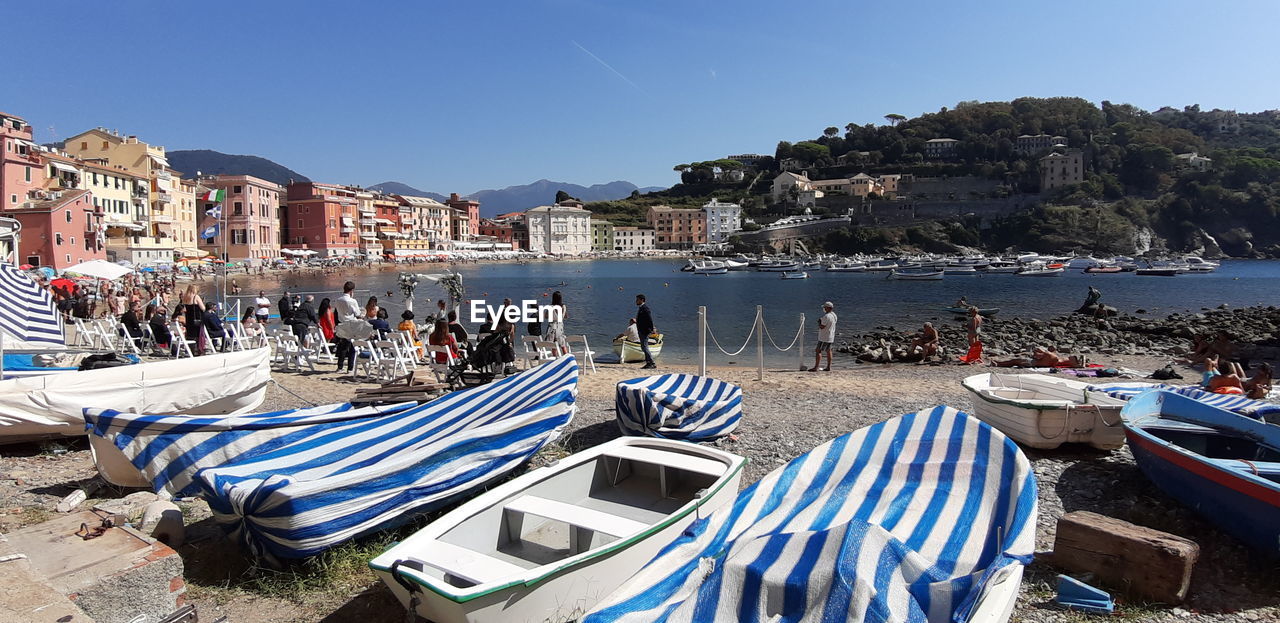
(535, 340, 559, 364)
(565, 335, 596, 373)
(308, 326, 336, 363)
(352, 339, 381, 380)
(395, 330, 421, 368)
(280, 335, 316, 372)
(170, 321, 196, 358)
(71, 318, 96, 347)
(519, 335, 550, 369)
(374, 340, 410, 380)
(425, 344, 457, 382)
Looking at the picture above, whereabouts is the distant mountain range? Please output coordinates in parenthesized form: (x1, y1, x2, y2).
(167, 150, 309, 186)
(163, 149, 664, 217)
(369, 179, 666, 217)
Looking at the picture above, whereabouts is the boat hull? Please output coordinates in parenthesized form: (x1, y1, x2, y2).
(963, 374, 1125, 450)
(372, 438, 746, 623)
(613, 335, 662, 363)
(1126, 427, 1280, 554)
(889, 270, 943, 280)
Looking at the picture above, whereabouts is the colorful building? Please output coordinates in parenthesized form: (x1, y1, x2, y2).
(8, 190, 107, 269)
(445, 193, 480, 242)
(196, 175, 283, 263)
(284, 182, 360, 257)
(173, 178, 201, 258)
(591, 218, 614, 251)
(613, 226, 656, 252)
(395, 194, 450, 247)
(645, 205, 707, 249)
(0, 112, 43, 212)
(479, 218, 515, 247)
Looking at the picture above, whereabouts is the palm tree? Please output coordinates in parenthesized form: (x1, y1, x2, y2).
(884, 113, 906, 127)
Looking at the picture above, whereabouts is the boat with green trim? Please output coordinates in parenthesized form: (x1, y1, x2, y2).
(962, 372, 1127, 449)
(371, 437, 746, 623)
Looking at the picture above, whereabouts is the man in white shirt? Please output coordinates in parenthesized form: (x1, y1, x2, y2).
(810, 301, 837, 372)
(616, 318, 640, 343)
(253, 291, 271, 323)
(331, 281, 361, 372)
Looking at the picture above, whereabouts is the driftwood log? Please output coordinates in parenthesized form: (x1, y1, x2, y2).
(1048, 511, 1199, 605)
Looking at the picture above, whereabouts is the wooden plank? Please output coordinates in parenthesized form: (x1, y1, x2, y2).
(1049, 511, 1198, 604)
(408, 540, 525, 585)
(504, 495, 648, 538)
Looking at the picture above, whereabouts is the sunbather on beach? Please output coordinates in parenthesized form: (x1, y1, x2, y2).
(1245, 363, 1273, 399)
(1206, 359, 1246, 395)
(994, 346, 1083, 368)
(908, 323, 939, 360)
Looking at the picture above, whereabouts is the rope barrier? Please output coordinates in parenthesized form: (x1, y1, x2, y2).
(762, 316, 804, 352)
(704, 309, 760, 356)
(270, 378, 319, 407)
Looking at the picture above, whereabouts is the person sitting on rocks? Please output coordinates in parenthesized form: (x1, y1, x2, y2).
(1180, 333, 1214, 366)
(908, 323, 940, 360)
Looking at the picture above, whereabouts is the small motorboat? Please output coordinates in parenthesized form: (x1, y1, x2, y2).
(962, 373, 1127, 450)
(756, 260, 800, 272)
(1135, 267, 1179, 276)
(583, 405, 1037, 623)
(1015, 263, 1064, 277)
(372, 437, 747, 623)
(1084, 265, 1123, 274)
(888, 269, 943, 280)
(943, 265, 979, 275)
(687, 259, 727, 275)
(723, 259, 750, 271)
(984, 261, 1021, 273)
(825, 261, 866, 272)
(1122, 390, 1280, 555)
(780, 271, 808, 279)
(943, 306, 1000, 316)
(614, 333, 663, 363)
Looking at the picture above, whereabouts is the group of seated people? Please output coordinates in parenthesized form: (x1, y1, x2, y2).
(117, 299, 241, 357)
(1201, 353, 1272, 399)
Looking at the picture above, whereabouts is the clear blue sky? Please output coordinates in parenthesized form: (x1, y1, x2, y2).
(12, 0, 1277, 193)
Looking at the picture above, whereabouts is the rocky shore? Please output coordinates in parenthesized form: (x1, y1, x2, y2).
(839, 305, 1280, 363)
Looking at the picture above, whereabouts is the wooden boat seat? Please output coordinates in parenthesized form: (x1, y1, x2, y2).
(603, 444, 726, 478)
(407, 539, 526, 585)
(505, 495, 648, 538)
(1206, 457, 1280, 477)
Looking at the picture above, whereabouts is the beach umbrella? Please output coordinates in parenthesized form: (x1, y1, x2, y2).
(18, 264, 32, 270)
(64, 259, 133, 280)
(37, 267, 56, 280)
(0, 263, 63, 346)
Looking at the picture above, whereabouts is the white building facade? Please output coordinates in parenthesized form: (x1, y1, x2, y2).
(613, 226, 656, 252)
(525, 203, 592, 255)
(702, 198, 742, 243)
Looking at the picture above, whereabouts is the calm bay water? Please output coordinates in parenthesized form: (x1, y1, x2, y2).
(236, 259, 1280, 366)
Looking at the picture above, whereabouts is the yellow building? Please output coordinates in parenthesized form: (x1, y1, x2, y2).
(81, 159, 151, 262)
(173, 177, 200, 257)
(63, 128, 177, 263)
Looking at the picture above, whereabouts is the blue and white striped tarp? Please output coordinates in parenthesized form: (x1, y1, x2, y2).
(585, 405, 1037, 623)
(615, 374, 742, 441)
(0, 263, 62, 345)
(85, 355, 579, 559)
(1088, 382, 1280, 420)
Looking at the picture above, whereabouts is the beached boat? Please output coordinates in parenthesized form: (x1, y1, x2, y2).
(372, 437, 747, 623)
(584, 405, 1037, 623)
(1122, 390, 1280, 556)
(687, 259, 727, 275)
(780, 270, 808, 279)
(85, 355, 580, 560)
(889, 269, 944, 280)
(943, 306, 1000, 316)
(1087, 381, 1280, 421)
(615, 374, 742, 440)
(962, 373, 1127, 450)
(613, 334, 663, 363)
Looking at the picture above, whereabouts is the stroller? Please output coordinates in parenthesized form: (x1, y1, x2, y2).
(445, 330, 512, 388)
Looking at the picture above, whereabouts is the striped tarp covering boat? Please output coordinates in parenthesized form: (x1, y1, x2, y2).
(0, 263, 62, 345)
(585, 405, 1037, 623)
(615, 374, 742, 441)
(1088, 382, 1280, 420)
(85, 355, 579, 560)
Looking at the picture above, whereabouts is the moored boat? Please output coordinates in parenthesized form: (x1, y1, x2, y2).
(1084, 265, 1123, 274)
(756, 260, 800, 272)
(780, 271, 808, 279)
(943, 306, 1000, 316)
(1122, 390, 1280, 555)
(962, 373, 1126, 450)
(372, 437, 747, 623)
(1015, 263, 1064, 277)
(889, 269, 944, 280)
(943, 265, 979, 275)
(583, 405, 1037, 623)
(1135, 267, 1179, 276)
(687, 259, 727, 275)
(613, 334, 663, 363)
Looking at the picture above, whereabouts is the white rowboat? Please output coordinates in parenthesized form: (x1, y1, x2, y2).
(961, 372, 1126, 449)
(372, 437, 747, 623)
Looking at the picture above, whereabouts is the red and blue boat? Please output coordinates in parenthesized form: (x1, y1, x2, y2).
(1122, 390, 1280, 556)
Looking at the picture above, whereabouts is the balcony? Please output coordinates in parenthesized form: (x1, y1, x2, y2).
(154, 170, 172, 181)
(156, 192, 173, 204)
(340, 227, 355, 234)
(359, 218, 376, 225)
(150, 213, 173, 224)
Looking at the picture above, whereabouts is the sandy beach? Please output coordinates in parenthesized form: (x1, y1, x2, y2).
(1, 354, 1277, 622)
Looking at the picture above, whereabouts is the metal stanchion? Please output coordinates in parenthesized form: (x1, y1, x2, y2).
(756, 305, 764, 381)
(697, 306, 706, 377)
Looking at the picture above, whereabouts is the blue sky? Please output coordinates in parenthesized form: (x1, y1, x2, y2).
(12, 0, 1277, 193)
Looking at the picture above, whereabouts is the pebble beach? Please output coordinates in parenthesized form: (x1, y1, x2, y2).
(2, 352, 1277, 622)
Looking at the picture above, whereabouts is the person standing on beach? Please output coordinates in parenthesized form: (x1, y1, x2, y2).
(332, 281, 361, 373)
(966, 307, 983, 345)
(810, 302, 836, 372)
(292, 295, 319, 342)
(254, 290, 271, 325)
(278, 290, 295, 328)
(635, 294, 656, 369)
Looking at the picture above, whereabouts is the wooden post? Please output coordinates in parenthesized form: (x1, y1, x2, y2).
(755, 305, 764, 381)
(697, 306, 706, 377)
(1049, 511, 1199, 604)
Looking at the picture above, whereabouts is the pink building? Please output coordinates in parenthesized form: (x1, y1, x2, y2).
(445, 193, 480, 240)
(0, 112, 45, 212)
(9, 190, 107, 269)
(283, 182, 360, 257)
(197, 175, 283, 263)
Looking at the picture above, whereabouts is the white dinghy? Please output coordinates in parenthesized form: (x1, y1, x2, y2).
(371, 437, 746, 623)
(961, 372, 1126, 449)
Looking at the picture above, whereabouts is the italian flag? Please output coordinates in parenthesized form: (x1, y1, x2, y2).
(201, 189, 225, 202)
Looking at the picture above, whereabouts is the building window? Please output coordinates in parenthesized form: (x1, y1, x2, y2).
(24, 166, 31, 182)
(233, 185, 242, 194)
(65, 211, 73, 223)
(70, 237, 75, 245)
(55, 233, 63, 245)
(234, 202, 243, 215)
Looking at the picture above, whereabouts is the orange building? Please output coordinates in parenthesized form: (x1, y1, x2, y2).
(645, 205, 707, 249)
